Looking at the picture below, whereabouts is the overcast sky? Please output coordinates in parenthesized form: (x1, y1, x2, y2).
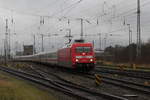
(0, 0, 150, 54)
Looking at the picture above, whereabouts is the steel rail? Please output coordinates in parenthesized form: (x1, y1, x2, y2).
(0, 66, 95, 100)
(95, 67, 150, 80)
(0, 66, 128, 100)
(85, 74, 150, 95)
(27, 61, 150, 95)
(31, 67, 128, 100)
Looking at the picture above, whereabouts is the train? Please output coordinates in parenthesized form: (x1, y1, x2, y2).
(14, 41, 96, 72)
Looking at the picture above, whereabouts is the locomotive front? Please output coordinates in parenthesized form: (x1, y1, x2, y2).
(72, 43, 95, 71)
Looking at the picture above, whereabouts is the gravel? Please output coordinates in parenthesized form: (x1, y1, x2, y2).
(8, 62, 150, 100)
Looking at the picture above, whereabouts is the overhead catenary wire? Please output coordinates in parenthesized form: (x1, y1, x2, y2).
(1, 0, 150, 52)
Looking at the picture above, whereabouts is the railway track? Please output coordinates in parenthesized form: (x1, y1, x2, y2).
(0, 66, 127, 100)
(95, 66, 150, 80)
(20, 62, 150, 94)
(35, 64, 150, 94)
(84, 73, 150, 95)
(29, 65, 150, 100)
(30, 66, 129, 100)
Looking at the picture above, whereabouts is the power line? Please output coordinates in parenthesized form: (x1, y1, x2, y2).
(49, 0, 83, 18)
(62, 1, 83, 16)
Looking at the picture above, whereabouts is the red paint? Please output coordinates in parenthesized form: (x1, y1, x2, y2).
(57, 43, 95, 69)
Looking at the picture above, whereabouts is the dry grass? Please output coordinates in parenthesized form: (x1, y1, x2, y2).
(0, 71, 58, 100)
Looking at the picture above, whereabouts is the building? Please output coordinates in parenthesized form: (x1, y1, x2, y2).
(23, 45, 33, 55)
(16, 51, 23, 56)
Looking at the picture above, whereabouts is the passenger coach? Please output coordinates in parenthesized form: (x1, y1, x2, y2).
(14, 41, 95, 72)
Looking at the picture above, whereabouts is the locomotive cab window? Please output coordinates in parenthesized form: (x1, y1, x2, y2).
(76, 47, 91, 53)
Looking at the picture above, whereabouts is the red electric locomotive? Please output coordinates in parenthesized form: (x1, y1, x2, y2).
(14, 40, 95, 72)
(57, 42, 95, 71)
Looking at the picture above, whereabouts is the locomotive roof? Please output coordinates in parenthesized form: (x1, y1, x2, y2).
(62, 42, 93, 49)
(72, 42, 93, 46)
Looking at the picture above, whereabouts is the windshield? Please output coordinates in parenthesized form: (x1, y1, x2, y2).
(76, 47, 91, 53)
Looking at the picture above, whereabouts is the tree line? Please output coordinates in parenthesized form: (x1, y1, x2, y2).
(103, 40, 150, 64)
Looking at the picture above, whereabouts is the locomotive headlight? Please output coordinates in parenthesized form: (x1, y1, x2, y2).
(76, 59, 79, 62)
(90, 59, 93, 62)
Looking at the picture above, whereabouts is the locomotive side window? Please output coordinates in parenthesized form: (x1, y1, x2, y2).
(76, 47, 91, 53)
